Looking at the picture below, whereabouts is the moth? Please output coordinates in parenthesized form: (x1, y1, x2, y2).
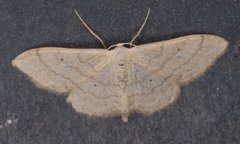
(12, 9, 228, 122)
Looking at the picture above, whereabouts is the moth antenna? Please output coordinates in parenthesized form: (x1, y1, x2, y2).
(74, 10, 107, 49)
(130, 8, 150, 45)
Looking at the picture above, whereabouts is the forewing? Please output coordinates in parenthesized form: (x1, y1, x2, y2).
(130, 34, 228, 85)
(12, 47, 108, 94)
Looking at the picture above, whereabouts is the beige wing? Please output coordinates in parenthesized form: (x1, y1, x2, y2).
(12, 48, 121, 117)
(130, 34, 228, 85)
(128, 34, 228, 114)
(127, 63, 180, 114)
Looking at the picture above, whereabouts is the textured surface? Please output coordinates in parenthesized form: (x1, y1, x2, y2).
(12, 35, 228, 122)
(1, 0, 240, 144)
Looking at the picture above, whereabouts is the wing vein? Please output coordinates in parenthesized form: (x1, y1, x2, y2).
(36, 50, 85, 93)
(161, 35, 205, 80)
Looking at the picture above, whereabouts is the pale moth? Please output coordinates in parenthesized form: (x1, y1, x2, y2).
(12, 9, 228, 122)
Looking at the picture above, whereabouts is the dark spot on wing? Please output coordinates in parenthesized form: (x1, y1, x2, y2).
(119, 63, 124, 66)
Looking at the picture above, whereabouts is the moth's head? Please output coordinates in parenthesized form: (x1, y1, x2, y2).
(107, 43, 136, 51)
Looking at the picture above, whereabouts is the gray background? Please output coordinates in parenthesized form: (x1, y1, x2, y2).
(0, 0, 240, 144)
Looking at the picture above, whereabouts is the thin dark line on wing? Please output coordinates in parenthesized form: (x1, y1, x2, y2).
(130, 36, 205, 84)
(36, 50, 85, 92)
(36, 50, 116, 100)
(163, 35, 205, 79)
